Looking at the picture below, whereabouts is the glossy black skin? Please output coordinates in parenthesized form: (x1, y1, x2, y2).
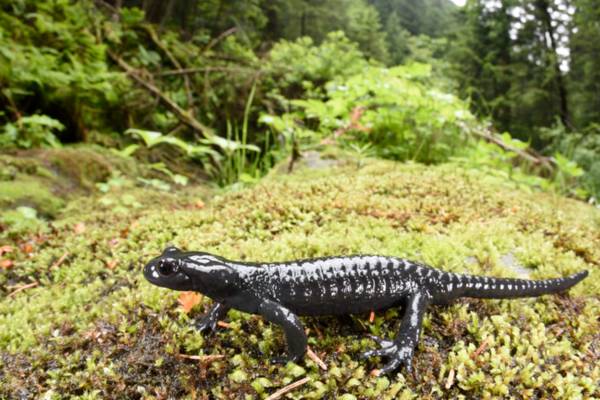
(144, 246, 588, 374)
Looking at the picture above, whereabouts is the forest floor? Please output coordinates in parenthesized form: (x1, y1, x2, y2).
(0, 147, 599, 399)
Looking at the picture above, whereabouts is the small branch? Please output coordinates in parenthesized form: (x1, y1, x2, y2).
(1, 89, 22, 123)
(287, 137, 301, 173)
(472, 127, 555, 169)
(203, 27, 238, 53)
(93, 0, 117, 13)
(108, 51, 213, 138)
(306, 347, 327, 370)
(216, 320, 231, 329)
(141, 24, 194, 116)
(265, 377, 310, 400)
(8, 282, 39, 297)
(471, 338, 489, 360)
(50, 252, 69, 270)
(156, 66, 251, 77)
(176, 354, 224, 363)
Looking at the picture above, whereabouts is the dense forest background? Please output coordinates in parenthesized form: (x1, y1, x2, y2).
(1, 0, 599, 199)
(1, 2, 600, 398)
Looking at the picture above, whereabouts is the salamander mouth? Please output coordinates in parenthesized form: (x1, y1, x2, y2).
(143, 263, 159, 282)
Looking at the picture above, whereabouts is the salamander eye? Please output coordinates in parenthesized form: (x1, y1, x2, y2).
(157, 260, 178, 276)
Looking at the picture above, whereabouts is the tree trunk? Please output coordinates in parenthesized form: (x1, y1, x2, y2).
(535, 0, 572, 130)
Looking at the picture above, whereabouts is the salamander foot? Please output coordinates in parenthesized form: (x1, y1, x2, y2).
(360, 335, 414, 375)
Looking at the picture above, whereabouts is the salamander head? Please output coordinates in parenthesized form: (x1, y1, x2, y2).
(143, 246, 193, 290)
(143, 246, 239, 297)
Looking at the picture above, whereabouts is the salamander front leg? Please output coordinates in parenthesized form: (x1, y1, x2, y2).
(361, 291, 430, 374)
(258, 299, 307, 363)
(193, 302, 231, 333)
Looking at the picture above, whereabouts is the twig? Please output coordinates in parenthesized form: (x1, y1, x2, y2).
(177, 354, 224, 363)
(93, 0, 117, 13)
(471, 338, 489, 360)
(311, 324, 323, 339)
(1, 89, 22, 123)
(287, 138, 301, 173)
(8, 282, 38, 297)
(216, 321, 231, 329)
(472, 127, 555, 169)
(156, 66, 250, 76)
(141, 24, 195, 115)
(265, 377, 310, 400)
(108, 51, 213, 138)
(50, 252, 69, 270)
(306, 347, 327, 370)
(203, 27, 237, 53)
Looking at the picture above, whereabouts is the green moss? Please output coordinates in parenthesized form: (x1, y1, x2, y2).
(0, 156, 598, 398)
(0, 145, 196, 237)
(0, 146, 135, 219)
(41, 146, 139, 190)
(0, 178, 64, 217)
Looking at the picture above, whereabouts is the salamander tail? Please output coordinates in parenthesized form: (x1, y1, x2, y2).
(461, 270, 588, 299)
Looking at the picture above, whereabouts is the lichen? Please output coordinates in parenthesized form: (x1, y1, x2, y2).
(0, 156, 598, 399)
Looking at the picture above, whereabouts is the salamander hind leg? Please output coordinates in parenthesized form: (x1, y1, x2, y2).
(360, 291, 430, 375)
(258, 299, 307, 364)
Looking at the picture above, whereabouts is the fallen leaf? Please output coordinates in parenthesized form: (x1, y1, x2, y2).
(445, 368, 455, 389)
(0, 259, 14, 269)
(74, 223, 86, 234)
(20, 243, 34, 254)
(0, 245, 13, 256)
(178, 291, 202, 313)
(33, 234, 48, 245)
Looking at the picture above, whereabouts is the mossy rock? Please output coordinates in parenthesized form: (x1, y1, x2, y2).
(39, 146, 137, 191)
(2, 146, 139, 189)
(0, 157, 598, 399)
(0, 177, 64, 218)
(0, 146, 140, 216)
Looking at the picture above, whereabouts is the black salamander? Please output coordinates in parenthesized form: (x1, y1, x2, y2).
(143, 247, 588, 374)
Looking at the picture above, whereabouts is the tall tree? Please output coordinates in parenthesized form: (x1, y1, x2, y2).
(451, 0, 576, 143)
(508, 0, 573, 136)
(569, 0, 600, 128)
(384, 11, 412, 64)
(533, 0, 572, 129)
(369, 0, 457, 37)
(450, 0, 514, 133)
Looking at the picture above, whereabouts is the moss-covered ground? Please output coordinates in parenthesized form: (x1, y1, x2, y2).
(1, 152, 599, 399)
